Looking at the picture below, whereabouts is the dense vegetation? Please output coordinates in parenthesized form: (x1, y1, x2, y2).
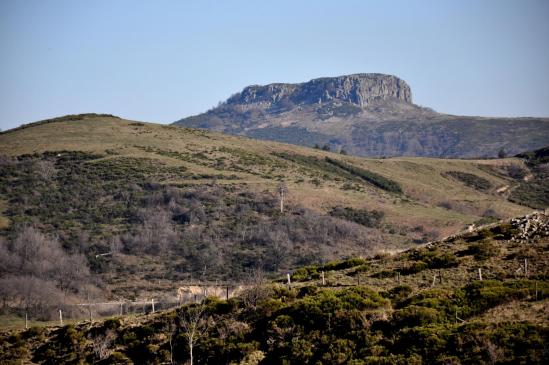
(1, 277, 547, 364)
(1, 171, 548, 363)
(0, 152, 384, 319)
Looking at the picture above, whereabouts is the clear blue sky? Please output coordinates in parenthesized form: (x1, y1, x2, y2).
(1, 0, 548, 130)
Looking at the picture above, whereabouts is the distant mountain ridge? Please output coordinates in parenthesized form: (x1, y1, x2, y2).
(174, 73, 549, 158)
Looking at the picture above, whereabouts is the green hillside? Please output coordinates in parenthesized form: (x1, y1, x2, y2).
(0, 114, 543, 328)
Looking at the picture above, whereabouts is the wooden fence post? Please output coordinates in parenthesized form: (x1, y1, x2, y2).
(151, 299, 155, 313)
(478, 268, 483, 281)
(321, 271, 325, 286)
(59, 309, 63, 326)
(25, 313, 28, 329)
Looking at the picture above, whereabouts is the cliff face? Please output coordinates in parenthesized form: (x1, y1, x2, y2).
(226, 73, 412, 108)
(174, 73, 549, 158)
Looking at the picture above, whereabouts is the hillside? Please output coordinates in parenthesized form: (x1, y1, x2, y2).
(1, 213, 547, 364)
(0, 114, 544, 326)
(173, 73, 549, 158)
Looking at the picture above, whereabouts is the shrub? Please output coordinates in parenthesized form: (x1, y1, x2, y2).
(392, 306, 443, 328)
(321, 258, 368, 272)
(468, 242, 498, 261)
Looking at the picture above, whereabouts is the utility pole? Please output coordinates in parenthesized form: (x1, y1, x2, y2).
(278, 183, 286, 213)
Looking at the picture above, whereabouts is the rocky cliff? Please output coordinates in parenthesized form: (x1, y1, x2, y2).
(226, 73, 412, 108)
(174, 73, 549, 158)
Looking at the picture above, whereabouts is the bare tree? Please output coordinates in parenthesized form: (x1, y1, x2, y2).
(92, 329, 116, 360)
(162, 320, 177, 365)
(240, 269, 271, 311)
(179, 304, 211, 365)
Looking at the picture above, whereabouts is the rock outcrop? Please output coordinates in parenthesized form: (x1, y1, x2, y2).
(226, 73, 412, 108)
(510, 212, 549, 243)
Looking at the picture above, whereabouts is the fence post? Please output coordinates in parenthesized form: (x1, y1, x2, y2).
(287, 273, 291, 287)
(59, 309, 63, 326)
(120, 302, 123, 316)
(397, 271, 400, 285)
(524, 258, 528, 277)
(88, 294, 92, 322)
(151, 299, 155, 313)
(478, 268, 483, 281)
(25, 313, 28, 330)
(226, 285, 229, 300)
(321, 271, 325, 286)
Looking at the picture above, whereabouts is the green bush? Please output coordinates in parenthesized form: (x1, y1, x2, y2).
(402, 248, 458, 274)
(468, 242, 498, 260)
(322, 257, 368, 272)
(392, 306, 443, 328)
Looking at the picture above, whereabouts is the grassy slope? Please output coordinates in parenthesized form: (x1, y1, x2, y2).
(0, 115, 530, 236)
(0, 115, 537, 319)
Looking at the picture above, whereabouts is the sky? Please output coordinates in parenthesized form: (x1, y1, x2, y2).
(1, 0, 548, 131)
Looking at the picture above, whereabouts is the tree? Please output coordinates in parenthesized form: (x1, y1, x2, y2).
(179, 304, 211, 365)
(498, 148, 507, 158)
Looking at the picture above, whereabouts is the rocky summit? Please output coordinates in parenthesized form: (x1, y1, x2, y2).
(174, 73, 549, 158)
(226, 73, 412, 108)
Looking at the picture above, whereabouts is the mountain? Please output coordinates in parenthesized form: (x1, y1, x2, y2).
(0, 114, 545, 326)
(174, 73, 549, 158)
(2, 212, 547, 364)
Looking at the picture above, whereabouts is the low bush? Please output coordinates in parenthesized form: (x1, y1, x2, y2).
(467, 242, 499, 260)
